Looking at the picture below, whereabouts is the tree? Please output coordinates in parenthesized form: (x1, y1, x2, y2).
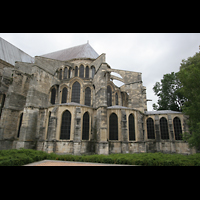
(177, 52, 200, 150)
(152, 72, 186, 111)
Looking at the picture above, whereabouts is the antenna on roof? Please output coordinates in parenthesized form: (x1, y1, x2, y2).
(87, 40, 89, 44)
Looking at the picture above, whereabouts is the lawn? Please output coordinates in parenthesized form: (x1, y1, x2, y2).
(0, 148, 200, 166)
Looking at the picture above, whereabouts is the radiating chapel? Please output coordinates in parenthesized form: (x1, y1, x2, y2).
(0, 37, 194, 154)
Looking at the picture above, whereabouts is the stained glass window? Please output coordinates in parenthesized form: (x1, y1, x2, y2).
(147, 117, 155, 139)
(129, 114, 135, 140)
(109, 113, 118, 140)
(64, 67, 68, 79)
(79, 65, 84, 78)
(85, 87, 91, 106)
(68, 67, 71, 78)
(75, 66, 78, 77)
(51, 87, 56, 104)
(115, 93, 118, 105)
(86, 66, 89, 78)
(160, 117, 169, 139)
(82, 112, 89, 140)
(61, 87, 68, 103)
(173, 117, 182, 140)
(71, 81, 80, 103)
(59, 69, 62, 80)
(60, 110, 71, 140)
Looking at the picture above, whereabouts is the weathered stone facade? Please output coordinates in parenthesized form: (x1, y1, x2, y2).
(0, 38, 195, 155)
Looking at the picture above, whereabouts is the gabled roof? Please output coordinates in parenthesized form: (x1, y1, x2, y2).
(0, 37, 34, 66)
(40, 42, 99, 61)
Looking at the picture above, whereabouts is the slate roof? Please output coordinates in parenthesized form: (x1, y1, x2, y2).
(145, 110, 182, 115)
(0, 37, 34, 66)
(40, 42, 99, 61)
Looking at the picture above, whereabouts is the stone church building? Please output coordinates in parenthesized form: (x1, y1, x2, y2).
(0, 37, 194, 155)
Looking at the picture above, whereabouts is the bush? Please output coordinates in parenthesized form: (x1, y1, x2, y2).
(0, 149, 49, 166)
(102, 157, 113, 164)
(1, 149, 200, 166)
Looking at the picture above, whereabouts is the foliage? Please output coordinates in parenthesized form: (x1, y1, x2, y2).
(0, 149, 48, 166)
(177, 52, 200, 149)
(1, 149, 200, 166)
(47, 152, 200, 166)
(152, 72, 186, 111)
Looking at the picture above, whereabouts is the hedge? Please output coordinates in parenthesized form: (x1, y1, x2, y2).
(0, 149, 200, 166)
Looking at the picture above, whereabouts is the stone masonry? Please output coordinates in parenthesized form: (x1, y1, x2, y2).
(0, 38, 195, 155)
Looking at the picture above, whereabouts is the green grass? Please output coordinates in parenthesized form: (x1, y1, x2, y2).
(0, 149, 200, 166)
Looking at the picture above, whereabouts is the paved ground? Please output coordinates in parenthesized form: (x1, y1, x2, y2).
(24, 160, 134, 166)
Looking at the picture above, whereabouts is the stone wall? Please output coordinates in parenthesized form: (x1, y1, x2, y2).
(0, 50, 194, 155)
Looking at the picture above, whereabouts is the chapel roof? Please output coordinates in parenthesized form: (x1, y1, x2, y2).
(40, 42, 99, 61)
(0, 37, 34, 66)
(144, 110, 182, 115)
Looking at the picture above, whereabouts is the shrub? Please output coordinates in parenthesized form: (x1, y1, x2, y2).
(1, 149, 200, 166)
(102, 157, 114, 164)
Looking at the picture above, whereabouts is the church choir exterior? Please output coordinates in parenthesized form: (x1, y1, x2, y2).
(0, 37, 195, 155)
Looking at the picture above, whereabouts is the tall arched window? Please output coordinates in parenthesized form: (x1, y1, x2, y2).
(60, 110, 71, 140)
(107, 85, 112, 107)
(59, 69, 62, 80)
(61, 87, 68, 103)
(115, 93, 118, 105)
(68, 67, 71, 78)
(109, 113, 118, 140)
(17, 113, 23, 138)
(85, 87, 91, 106)
(85, 66, 89, 78)
(147, 117, 155, 139)
(71, 81, 80, 103)
(75, 66, 78, 77)
(173, 117, 182, 140)
(129, 114, 135, 140)
(51, 87, 56, 104)
(91, 66, 95, 78)
(64, 67, 68, 79)
(79, 65, 84, 78)
(82, 112, 89, 140)
(160, 117, 169, 139)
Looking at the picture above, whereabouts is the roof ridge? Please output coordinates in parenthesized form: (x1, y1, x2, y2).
(0, 37, 33, 58)
(0, 37, 34, 65)
(41, 43, 88, 56)
(40, 42, 99, 61)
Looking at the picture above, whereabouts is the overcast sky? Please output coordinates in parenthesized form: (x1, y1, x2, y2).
(0, 33, 199, 111)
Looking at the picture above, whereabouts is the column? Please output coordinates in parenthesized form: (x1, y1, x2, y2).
(155, 115, 161, 152)
(121, 110, 129, 153)
(73, 107, 82, 155)
(168, 114, 176, 153)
